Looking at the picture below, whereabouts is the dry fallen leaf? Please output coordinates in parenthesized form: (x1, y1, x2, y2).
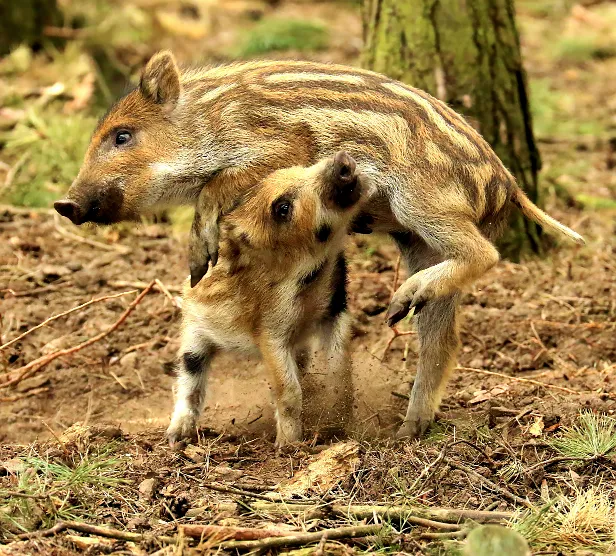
(528, 416, 545, 437)
(469, 384, 509, 405)
(540, 478, 549, 502)
(276, 441, 360, 497)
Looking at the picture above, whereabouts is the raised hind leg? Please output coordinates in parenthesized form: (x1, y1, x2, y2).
(390, 233, 461, 438)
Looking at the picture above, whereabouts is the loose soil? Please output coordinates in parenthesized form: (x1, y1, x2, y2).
(1, 197, 614, 446)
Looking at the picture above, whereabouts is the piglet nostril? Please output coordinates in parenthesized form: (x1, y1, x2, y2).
(54, 200, 84, 225)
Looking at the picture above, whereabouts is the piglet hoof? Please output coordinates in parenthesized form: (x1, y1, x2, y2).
(274, 421, 302, 449)
(386, 301, 410, 327)
(166, 419, 198, 450)
(395, 413, 433, 440)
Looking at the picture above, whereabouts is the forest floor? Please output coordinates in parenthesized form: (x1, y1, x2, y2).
(1, 0, 615, 554)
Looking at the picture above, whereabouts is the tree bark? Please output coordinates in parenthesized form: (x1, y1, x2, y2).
(0, 0, 61, 56)
(363, 0, 543, 259)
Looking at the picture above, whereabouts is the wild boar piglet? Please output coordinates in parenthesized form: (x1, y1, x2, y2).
(167, 151, 368, 448)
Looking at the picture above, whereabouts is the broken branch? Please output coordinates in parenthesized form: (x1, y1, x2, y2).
(456, 366, 582, 395)
(108, 279, 182, 293)
(16, 520, 174, 543)
(0, 290, 137, 351)
(216, 524, 381, 551)
(186, 501, 514, 524)
(0, 281, 155, 389)
(180, 524, 292, 541)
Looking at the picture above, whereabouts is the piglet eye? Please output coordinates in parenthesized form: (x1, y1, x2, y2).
(115, 130, 132, 146)
(272, 197, 293, 222)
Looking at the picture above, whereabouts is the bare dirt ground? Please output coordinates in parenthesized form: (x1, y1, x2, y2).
(1, 0, 616, 554)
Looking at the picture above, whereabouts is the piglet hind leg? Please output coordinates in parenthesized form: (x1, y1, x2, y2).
(167, 342, 216, 449)
(389, 233, 463, 439)
(260, 338, 303, 448)
(396, 292, 461, 439)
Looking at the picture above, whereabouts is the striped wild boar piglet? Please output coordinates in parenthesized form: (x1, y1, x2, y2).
(166, 151, 368, 448)
(56, 51, 585, 439)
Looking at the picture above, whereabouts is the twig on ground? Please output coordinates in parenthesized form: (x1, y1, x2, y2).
(0, 281, 155, 389)
(155, 278, 181, 308)
(200, 482, 315, 503)
(450, 440, 496, 468)
(381, 254, 416, 358)
(0, 490, 49, 500)
(530, 319, 613, 330)
(404, 516, 461, 531)
(180, 524, 293, 541)
(0, 204, 55, 216)
(186, 501, 514, 524)
(407, 443, 450, 493)
(0, 290, 137, 351)
(525, 456, 593, 473)
(16, 520, 174, 543)
(418, 530, 468, 540)
(391, 390, 410, 400)
(444, 458, 532, 508)
(216, 524, 381, 551)
(314, 530, 328, 556)
(382, 328, 415, 359)
(456, 366, 582, 395)
(3, 282, 73, 298)
(0, 386, 50, 402)
(108, 279, 182, 293)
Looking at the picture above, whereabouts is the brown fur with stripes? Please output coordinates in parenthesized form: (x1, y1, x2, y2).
(167, 152, 365, 447)
(56, 51, 584, 440)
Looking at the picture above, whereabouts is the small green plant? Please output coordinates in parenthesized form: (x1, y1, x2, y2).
(513, 487, 615, 553)
(0, 444, 127, 534)
(237, 19, 329, 57)
(498, 460, 525, 483)
(550, 412, 616, 459)
(575, 194, 616, 210)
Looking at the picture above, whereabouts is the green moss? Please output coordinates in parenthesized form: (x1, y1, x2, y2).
(236, 19, 329, 57)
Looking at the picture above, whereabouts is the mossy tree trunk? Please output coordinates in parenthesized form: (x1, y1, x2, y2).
(363, 0, 542, 259)
(0, 0, 61, 56)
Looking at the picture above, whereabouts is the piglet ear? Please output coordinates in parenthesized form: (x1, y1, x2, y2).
(140, 51, 181, 107)
(333, 151, 357, 183)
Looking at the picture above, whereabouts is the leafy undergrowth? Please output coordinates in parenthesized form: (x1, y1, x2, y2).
(1, 414, 615, 554)
(235, 18, 330, 57)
